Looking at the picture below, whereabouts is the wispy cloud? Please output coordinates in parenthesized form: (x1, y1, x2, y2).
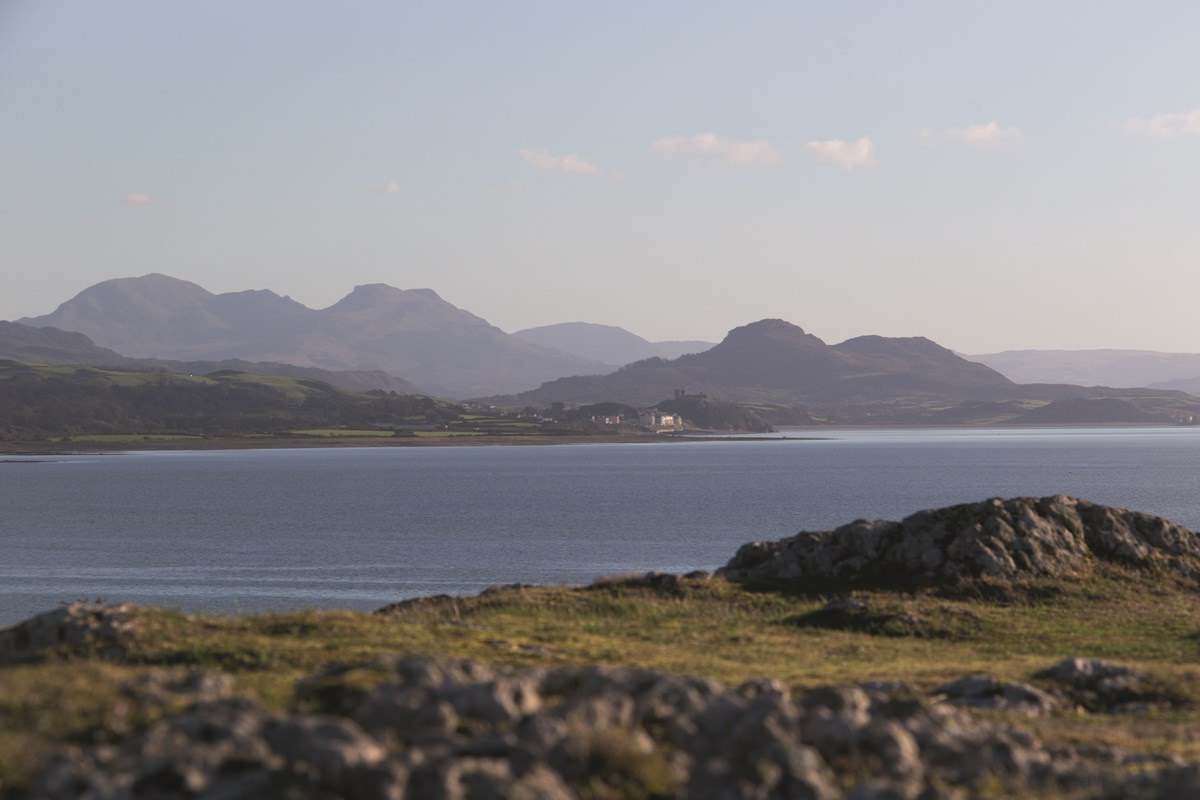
(121, 191, 154, 207)
(917, 122, 1022, 147)
(517, 149, 601, 175)
(1124, 108, 1200, 137)
(805, 137, 875, 169)
(651, 133, 780, 166)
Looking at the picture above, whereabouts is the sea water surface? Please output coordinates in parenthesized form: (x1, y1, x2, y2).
(2, 426, 1199, 624)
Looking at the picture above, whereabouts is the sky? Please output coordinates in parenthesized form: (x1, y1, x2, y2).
(2, 1, 1199, 353)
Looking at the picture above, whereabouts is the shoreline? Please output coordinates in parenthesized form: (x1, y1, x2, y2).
(3, 420, 1194, 456)
(0, 431, 825, 457)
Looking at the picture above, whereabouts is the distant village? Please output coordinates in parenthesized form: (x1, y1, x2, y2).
(461, 389, 700, 433)
(585, 409, 683, 432)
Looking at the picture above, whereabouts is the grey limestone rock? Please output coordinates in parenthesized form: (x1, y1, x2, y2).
(28, 654, 1200, 799)
(1036, 657, 1173, 712)
(0, 601, 135, 665)
(719, 496, 1200, 586)
(935, 674, 1061, 716)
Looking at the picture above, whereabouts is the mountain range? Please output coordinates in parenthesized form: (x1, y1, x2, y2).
(491, 319, 1018, 409)
(968, 349, 1200, 392)
(19, 274, 605, 398)
(489, 319, 1200, 425)
(11, 274, 1200, 426)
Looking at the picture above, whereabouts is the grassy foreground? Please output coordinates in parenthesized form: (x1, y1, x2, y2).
(3, 565, 1200, 795)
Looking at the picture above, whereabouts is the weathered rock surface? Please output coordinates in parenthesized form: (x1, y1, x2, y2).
(719, 496, 1200, 586)
(1036, 657, 1179, 713)
(29, 654, 1200, 799)
(0, 601, 135, 665)
(935, 674, 1061, 716)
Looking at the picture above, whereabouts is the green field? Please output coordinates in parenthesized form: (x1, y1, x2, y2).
(0, 361, 216, 388)
(57, 434, 205, 443)
(287, 428, 397, 438)
(412, 430, 486, 437)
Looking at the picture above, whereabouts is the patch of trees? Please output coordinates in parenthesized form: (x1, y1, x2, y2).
(654, 395, 775, 433)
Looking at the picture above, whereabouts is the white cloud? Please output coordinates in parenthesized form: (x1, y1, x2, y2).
(918, 122, 1022, 147)
(121, 191, 154, 207)
(651, 133, 780, 166)
(805, 137, 875, 169)
(517, 149, 601, 175)
(1125, 108, 1200, 137)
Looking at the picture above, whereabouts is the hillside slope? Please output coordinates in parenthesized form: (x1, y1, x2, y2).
(0, 321, 420, 394)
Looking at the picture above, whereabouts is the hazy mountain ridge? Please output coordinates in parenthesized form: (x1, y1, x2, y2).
(491, 320, 1200, 425)
(0, 321, 131, 365)
(492, 319, 1019, 409)
(970, 348, 1200, 391)
(0, 321, 421, 394)
(16, 276, 1200, 425)
(19, 275, 606, 398)
(513, 322, 714, 367)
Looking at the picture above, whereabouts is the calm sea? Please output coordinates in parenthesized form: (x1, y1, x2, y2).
(2, 427, 1199, 624)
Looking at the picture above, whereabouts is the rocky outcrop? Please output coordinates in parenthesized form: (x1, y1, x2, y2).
(30, 654, 1199, 799)
(1035, 657, 1180, 714)
(0, 601, 135, 665)
(720, 496, 1200, 587)
(932, 656, 1180, 718)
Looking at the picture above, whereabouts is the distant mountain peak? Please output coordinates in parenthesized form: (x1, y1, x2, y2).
(138, 272, 191, 282)
(328, 284, 446, 312)
(72, 272, 212, 298)
(837, 335, 955, 358)
(726, 318, 809, 336)
(717, 319, 826, 349)
(513, 321, 717, 367)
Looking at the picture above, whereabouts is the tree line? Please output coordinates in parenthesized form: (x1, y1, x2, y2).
(0, 372, 452, 439)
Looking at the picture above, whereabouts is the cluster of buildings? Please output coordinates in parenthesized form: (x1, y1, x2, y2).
(586, 410, 682, 431)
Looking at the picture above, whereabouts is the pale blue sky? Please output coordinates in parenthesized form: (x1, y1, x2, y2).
(2, 1, 1198, 352)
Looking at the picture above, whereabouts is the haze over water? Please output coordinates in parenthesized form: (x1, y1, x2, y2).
(3, 426, 1198, 624)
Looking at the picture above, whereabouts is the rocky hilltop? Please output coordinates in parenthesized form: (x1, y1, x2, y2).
(720, 495, 1200, 586)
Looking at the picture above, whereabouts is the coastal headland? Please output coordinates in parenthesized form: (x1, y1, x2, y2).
(5, 496, 1200, 797)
